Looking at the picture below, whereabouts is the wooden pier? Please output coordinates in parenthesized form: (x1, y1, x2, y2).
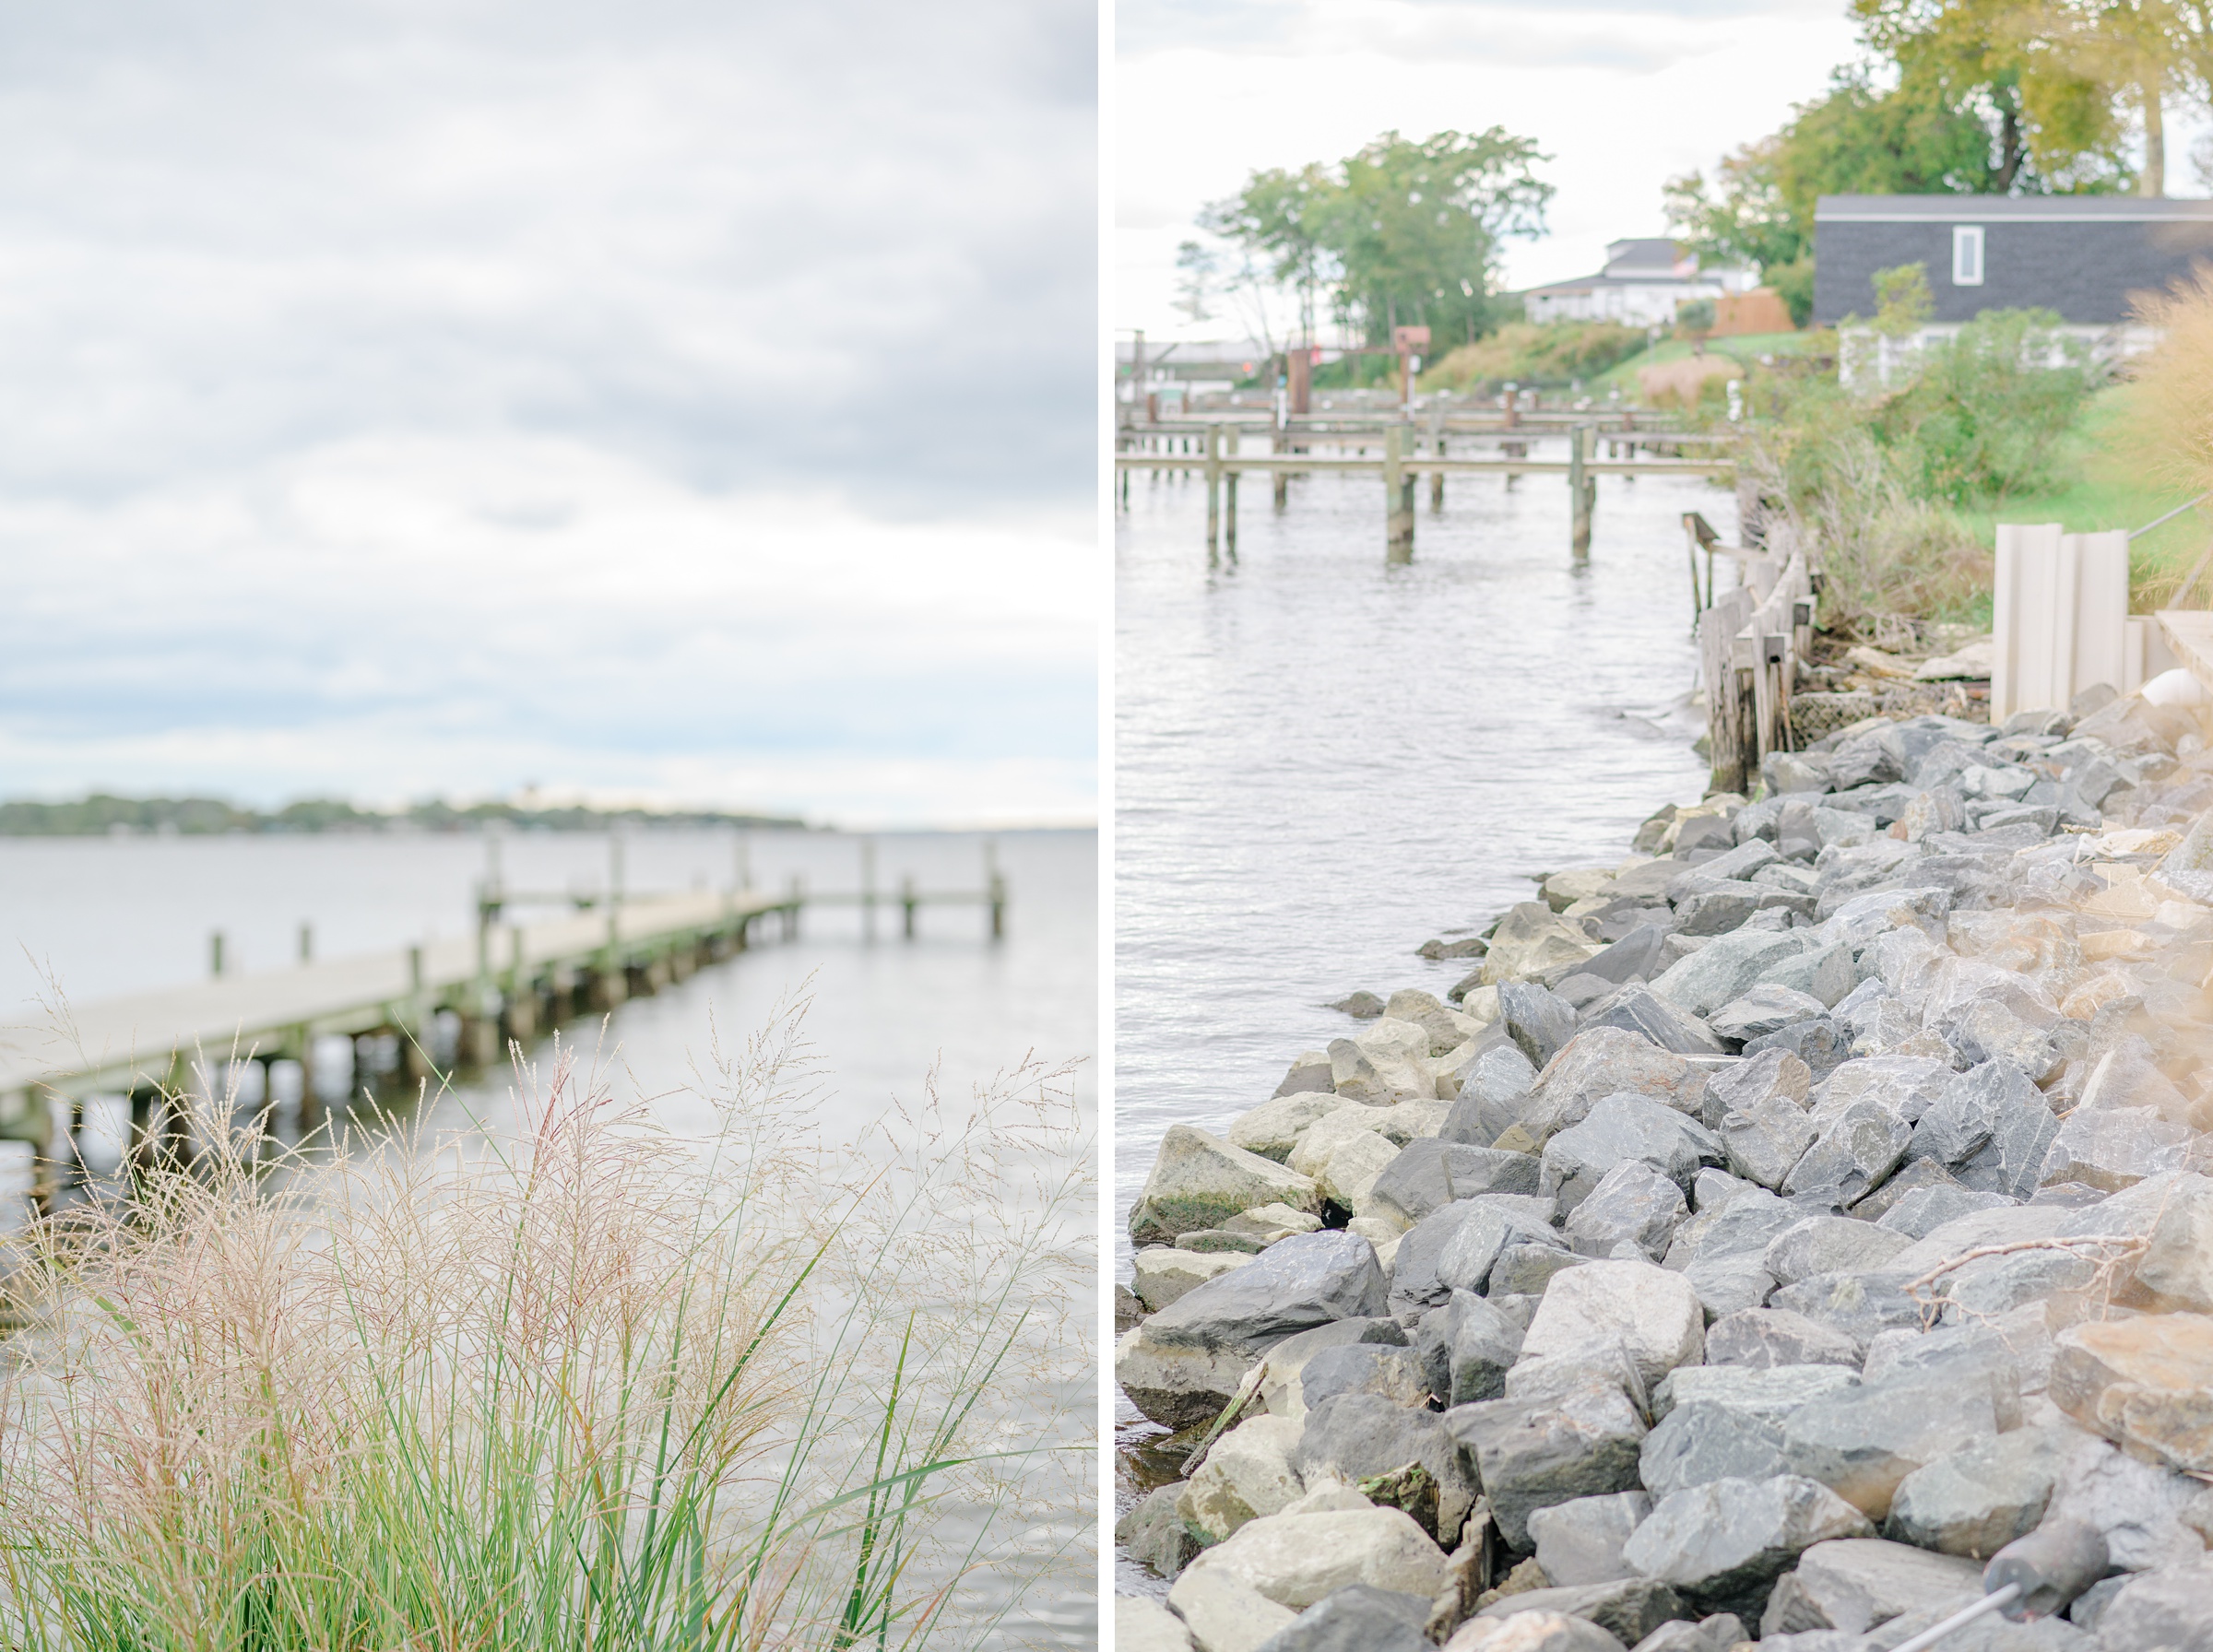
(0, 858, 1007, 1178)
(1117, 413, 1736, 564)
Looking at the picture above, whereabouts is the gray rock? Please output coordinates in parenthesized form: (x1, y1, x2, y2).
(1683, 1253, 1778, 1320)
(1520, 1029, 1712, 1142)
(1763, 1216, 1915, 1286)
(1439, 1043, 1543, 1146)
(1766, 943, 1860, 1010)
(1873, 1185, 2016, 1240)
(1118, 1322, 1259, 1429)
(1708, 1048, 1815, 1115)
(1704, 1308, 1863, 1370)
(1294, 1393, 1476, 1543)
(1813, 1056, 1954, 1127)
(1783, 1101, 1915, 1204)
(1118, 1481, 1201, 1580)
(1528, 1491, 1652, 1587)
(1859, 1324, 2024, 1429)
(1477, 1579, 1686, 1646)
(1491, 1244, 1589, 1296)
(1582, 985, 1730, 1057)
(1446, 1290, 1527, 1404)
(1432, 1200, 1568, 1301)
(1229, 1092, 1350, 1162)
(1131, 1125, 1325, 1245)
(1885, 1426, 2065, 1559)
(1692, 1166, 1760, 1211)
(2087, 1561, 2213, 1652)
(1639, 1403, 1792, 1500)
(1651, 1362, 1860, 1419)
(1721, 1092, 1820, 1192)
(1444, 1380, 1649, 1548)
(2039, 1106, 2192, 1194)
(1908, 1061, 2061, 1201)
(1519, 1257, 1708, 1387)
(1743, 1018, 1851, 1081)
(1757, 1538, 1980, 1636)
(1817, 882, 1952, 950)
(1390, 1194, 1558, 1310)
(1120, 1596, 1196, 1652)
(1145, 1231, 1389, 1359)
(1330, 991, 1388, 1018)
(1299, 1343, 1430, 1413)
(1441, 1611, 1628, 1650)
(1250, 1584, 1431, 1652)
(1580, 923, 1672, 988)
(1850, 1156, 1964, 1221)
(1711, 985, 1831, 1044)
(1502, 981, 1580, 1071)
(1780, 1370, 2003, 1518)
(1541, 1095, 1723, 1209)
(1564, 1161, 1687, 1260)
(1277, 1056, 1337, 1096)
(1368, 1140, 1545, 1227)
(1674, 881, 1768, 937)
(1651, 930, 1816, 1019)
(1665, 1185, 1799, 1267)
(2066, 1574, 2127, 1634)
(1952, 998, 2063, 1082)
(1619, 1475, 1874, 1620)
(1766, 1270, 1926, 1354)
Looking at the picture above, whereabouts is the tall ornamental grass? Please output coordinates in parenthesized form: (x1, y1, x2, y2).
(0, 1002, 1093, 1652)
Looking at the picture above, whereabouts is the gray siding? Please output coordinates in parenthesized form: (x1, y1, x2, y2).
(1813, 216, 2213, 325)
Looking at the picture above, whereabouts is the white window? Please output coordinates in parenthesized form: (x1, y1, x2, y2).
(1953, 224, 1985, 287)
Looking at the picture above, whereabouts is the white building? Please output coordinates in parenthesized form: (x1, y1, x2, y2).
(1521, 239, 1755, 325)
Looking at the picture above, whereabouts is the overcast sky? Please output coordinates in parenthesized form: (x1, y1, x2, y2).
(0, 1, 1095, 826)
(1117, 0, 2188, 339)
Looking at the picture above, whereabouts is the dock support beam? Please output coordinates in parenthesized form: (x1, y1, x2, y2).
(1569, 425, 1595, 560)
(1385, 425, 1413, 564)
(1204, 425, 1223, 564)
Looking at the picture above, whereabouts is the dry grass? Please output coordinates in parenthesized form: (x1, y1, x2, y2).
(2121, 264, 2213, 502)
(0, 998, 1093, 1652)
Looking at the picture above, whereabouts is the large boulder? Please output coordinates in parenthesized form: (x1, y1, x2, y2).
(1438, 1612, 1627, 1652)
(1761, 1215, 1914, 1286)
(1294, 1392, 1477, 1543)
(1619, 1475, 1873, 1621)
(1527, 1491, 1651, 1587)
(1119, 1482, 1201, 1581)
(1256, 1318, 1408, 1422)
(2051, 1313, 2213, 1474)
(1329, 1019, 1438, 1103)
(1482, 903, 1604, 987)
(1905, 1060, 2061, 1201)
(2086, 1560, 2213, 1652)
(1444, 1379, 1648, 1549)
(1884, 1425, 2066, 1559)
(1650, 930, 1815, 1019)
(1474, 1579, 1685, 1646)
(1132, 1126, 1323, 1245)
(1561, 1161, 1686, 1260)
(1367, 1140, 1543, 1228)
(1517, 1029, 1710, 1143)
(1179, 1506, 1453, 1611)
(1539, 1096, 1722, 1208)
(1118, 1596, 1196, 1652)
(1229, 1092, 1351, 1163)
(1288, 1115, 1400, 1208)
(1780, 1369, 2004, 1519)
(2132, 1174, 2213, 1308)
(1518, 1259, 1706, 1388)
(1135, 1248, 1249, 1312)
(1249, 1584, 1432, 1652)
(1781, 1100, 1914, 1204)
(1438, 1041, 1543, 1147)
(1703, 1308, 1862, 1371)
(1167, 1567, 1298, 1652)
(1391, 1193, 1559, 1310)
(1757, 1538, 1980, 1638)
(1180, 1414, 1308, 1542)
(1118, 1322, 1255, 1429)
(1142, 1231, 1388, 1360)
(1766, 1270, 1926, 1354)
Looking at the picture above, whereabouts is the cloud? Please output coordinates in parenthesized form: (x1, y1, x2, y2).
(0, 0, 1099, 820)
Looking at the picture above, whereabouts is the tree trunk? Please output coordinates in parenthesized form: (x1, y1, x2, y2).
(2142, 78, 2165, 196)
(1994, 105, 2024, 192)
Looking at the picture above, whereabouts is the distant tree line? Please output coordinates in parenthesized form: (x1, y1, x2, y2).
(0, 795, 810, 836)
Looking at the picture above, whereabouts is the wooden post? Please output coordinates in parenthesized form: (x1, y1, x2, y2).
(209, 930, 225, 979)
(902, 875, 917, 939)
(1225, 460, 1239, 560)
(1385, 424, 1413, 563)
(1272, 429, 1288, 507)
(1288, 346, 1311, 415)
(1204, 424, 1222, 563)
(298, 922, 313, 964)
(1569, 425, 1593, 560)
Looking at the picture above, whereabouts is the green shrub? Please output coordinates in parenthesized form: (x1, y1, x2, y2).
(1421, 321, 1648, 393)
(1873, 309, 2090, 504)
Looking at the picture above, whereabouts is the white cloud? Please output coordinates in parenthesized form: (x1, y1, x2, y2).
(0, 0, 1098, 820)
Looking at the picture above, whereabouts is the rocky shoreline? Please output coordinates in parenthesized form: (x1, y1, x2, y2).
(1117, 683, 2213, 1652)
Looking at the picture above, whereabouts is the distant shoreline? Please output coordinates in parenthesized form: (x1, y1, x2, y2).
(0, 795, 812, 836)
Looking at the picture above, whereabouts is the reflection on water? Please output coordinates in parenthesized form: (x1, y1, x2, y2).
(1113, 444, 1726, 1585)
(0, 826, 1097, 1648)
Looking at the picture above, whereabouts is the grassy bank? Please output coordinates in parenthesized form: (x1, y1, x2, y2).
(0, 1007, 1092, 1651)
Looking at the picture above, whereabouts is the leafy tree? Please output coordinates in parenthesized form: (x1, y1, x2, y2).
(1198, 128, 1551, 348)
(1173, 240, 1217, 324)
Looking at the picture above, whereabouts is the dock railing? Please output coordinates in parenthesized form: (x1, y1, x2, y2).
(1694, 517, 1817, 796)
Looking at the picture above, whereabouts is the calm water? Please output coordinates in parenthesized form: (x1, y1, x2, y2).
(0, 825, 1096, 1648)
(1112, 435, 1727, 1586)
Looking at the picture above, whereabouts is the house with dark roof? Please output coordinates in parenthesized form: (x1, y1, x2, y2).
(1522, 238, 1754, 326)
(1814, 194, 2213, 334)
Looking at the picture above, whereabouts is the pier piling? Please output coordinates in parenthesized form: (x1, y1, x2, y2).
(1384, 425, 1413, 564)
